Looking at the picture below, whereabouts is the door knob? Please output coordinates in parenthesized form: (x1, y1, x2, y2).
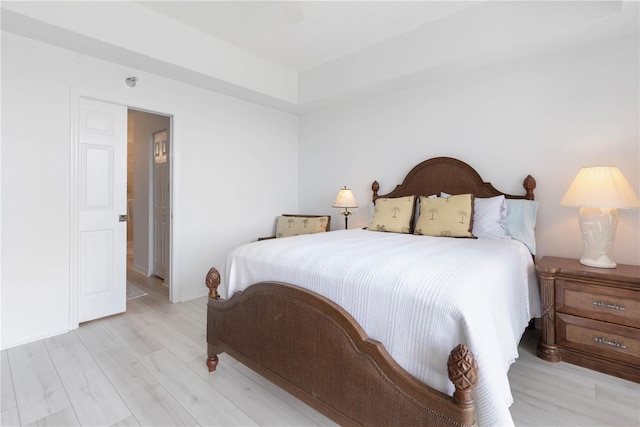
(119, 215, 128, 222)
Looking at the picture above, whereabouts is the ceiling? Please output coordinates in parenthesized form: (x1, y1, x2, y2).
(135, 1, 480, 71)
(2, 1, 638, 112)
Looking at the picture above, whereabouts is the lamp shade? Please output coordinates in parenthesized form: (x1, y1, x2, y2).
(333, 187, 358, 209)
(561, 166, 639, 208)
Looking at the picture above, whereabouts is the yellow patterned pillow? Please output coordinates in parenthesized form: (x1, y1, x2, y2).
(276, 216, 329, 238)
(414, 194, 475, 238)
(368, 196, 415, 234)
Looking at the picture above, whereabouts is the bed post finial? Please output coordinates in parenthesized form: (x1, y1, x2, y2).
(523, 175, 536, 200)
(206, 267, 221, 299)
(447, 344, 478, 409)
(372, 181, 380, 201)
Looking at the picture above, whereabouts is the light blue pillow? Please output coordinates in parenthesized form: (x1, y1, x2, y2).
(504, 199, 538, 255)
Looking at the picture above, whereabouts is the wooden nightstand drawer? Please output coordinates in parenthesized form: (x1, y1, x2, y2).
(556, 279, 640, 328)
(537, 257, 640, 382)
(557, 313, 640, 365)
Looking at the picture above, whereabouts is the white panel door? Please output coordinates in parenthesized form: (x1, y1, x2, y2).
(78, 98, 127, 322)
(152, 130, 169, 280)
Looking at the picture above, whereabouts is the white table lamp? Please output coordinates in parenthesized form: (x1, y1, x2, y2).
(561, 166, 639, 268)
(333, 186, 358, 229)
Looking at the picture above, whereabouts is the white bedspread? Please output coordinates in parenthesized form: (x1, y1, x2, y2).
(224, 229, 541, 426)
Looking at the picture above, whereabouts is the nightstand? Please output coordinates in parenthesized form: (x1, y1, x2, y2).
(536, 256, 640, 383)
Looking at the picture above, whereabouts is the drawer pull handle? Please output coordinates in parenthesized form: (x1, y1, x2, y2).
(592, 301, 625, 311)
(593, 337, 627, 349)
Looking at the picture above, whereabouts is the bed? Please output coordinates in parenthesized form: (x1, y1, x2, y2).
(205, 157, 540, 426)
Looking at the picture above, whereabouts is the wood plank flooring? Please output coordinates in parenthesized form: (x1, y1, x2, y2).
(2, 268, 638, 426)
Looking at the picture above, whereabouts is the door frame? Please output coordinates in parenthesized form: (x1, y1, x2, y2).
(150, 127, 171, 285)
(141, 112, 174, 302)
(69, 91, 175, 330)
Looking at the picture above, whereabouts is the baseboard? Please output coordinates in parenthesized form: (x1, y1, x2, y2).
(130, 263, 150, 277)
(177, 287, 209, 303)
(1, 327, 72, 351)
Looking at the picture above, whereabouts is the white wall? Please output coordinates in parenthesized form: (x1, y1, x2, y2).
(2, 27, 638, 351)
(299, 34, 639, 265)
(1, 32, 298, 349)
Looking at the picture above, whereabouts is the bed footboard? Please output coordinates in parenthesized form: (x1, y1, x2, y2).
(205, 267, 478, 426)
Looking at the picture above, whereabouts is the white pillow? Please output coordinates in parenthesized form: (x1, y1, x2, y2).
(441, 193, 509, 239)
(473, 195, 510, 239)
(367, 201, 375, 227)
(442, 193, 538, 253)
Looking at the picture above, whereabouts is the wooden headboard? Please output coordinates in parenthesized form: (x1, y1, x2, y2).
(372, 157, 536, 201)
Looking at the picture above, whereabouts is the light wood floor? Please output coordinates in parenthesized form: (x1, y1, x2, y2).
(2, 268, 639, 426)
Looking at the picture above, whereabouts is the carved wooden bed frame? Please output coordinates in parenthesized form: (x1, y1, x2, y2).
(205, 157, 536, 426)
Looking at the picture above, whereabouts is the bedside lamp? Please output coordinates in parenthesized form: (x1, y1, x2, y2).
(333, 186, 358, 229)
(561, 166, 639, 268)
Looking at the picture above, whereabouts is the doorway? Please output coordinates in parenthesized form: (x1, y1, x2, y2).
(127, 109, 172, 295)
(72, 98, 174, 328)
